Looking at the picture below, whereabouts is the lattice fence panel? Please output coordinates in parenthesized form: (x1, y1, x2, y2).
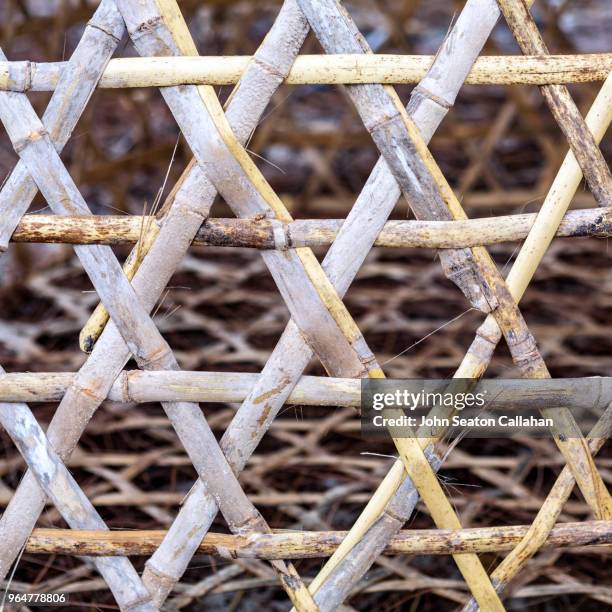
(0, 0, 610, 610)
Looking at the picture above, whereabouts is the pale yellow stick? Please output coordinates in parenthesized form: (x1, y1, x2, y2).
(1, 54, 611, 89)
(79, 226, 159, 352)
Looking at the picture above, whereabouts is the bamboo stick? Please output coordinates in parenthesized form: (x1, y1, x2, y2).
(3, 370, 610, 407)
(0, 370, 609, 409)
(1, 53, 610, 90)
(9, 206, 612, 248)
(0, 392, 155, 610)
(19, 521, 611, 558)
(331, 65, 612, 612)
(497, 0, 612, 206)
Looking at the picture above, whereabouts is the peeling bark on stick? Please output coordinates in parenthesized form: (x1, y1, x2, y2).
(21, 521, 611, 558)
(9, 207, 612, 248)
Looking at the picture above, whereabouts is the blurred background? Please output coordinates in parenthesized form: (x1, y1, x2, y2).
(0, 0, 610, 609)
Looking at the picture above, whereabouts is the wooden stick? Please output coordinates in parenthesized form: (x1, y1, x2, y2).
(1, 53, 610, 90)
(9, 206, 612, 248)
(497, 0, 612, 206)
(1, 370, 609, 408)
(0, 370, 363, 405)
(20, 521, 611, 558)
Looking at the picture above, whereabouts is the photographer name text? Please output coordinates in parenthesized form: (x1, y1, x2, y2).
(371, 413, 554, 428)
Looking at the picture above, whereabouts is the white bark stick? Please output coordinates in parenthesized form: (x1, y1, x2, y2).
(1, 370, 608, 407)
(21, 520, 612, 557)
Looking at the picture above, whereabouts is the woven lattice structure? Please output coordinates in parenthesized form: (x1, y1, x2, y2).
(0, 0, 610, 610)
